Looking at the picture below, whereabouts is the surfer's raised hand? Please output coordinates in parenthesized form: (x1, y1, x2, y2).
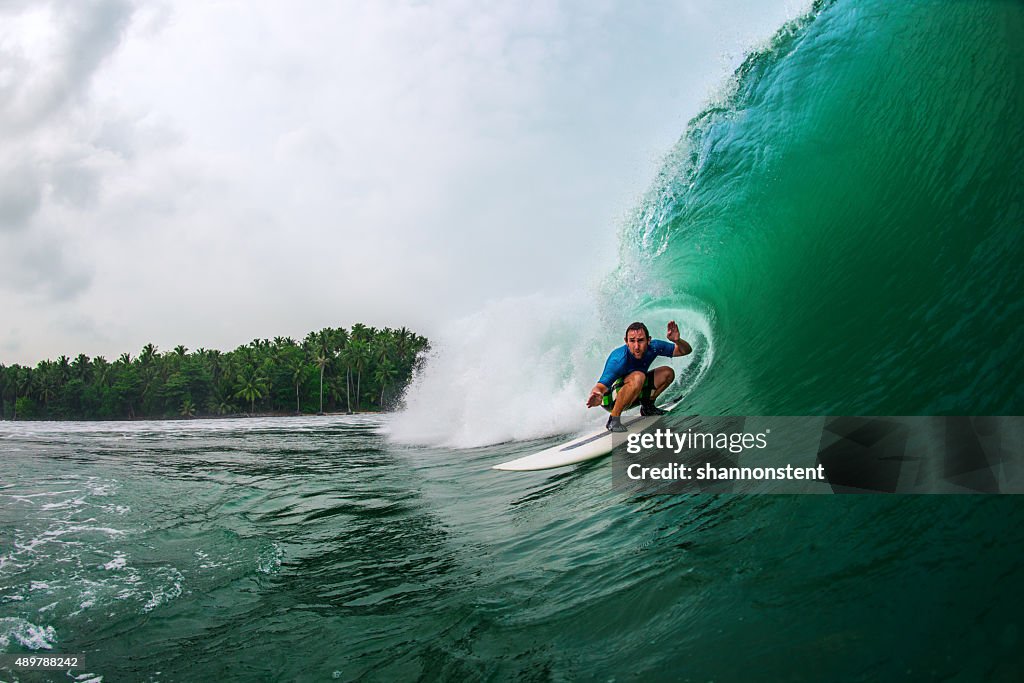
(667, 321, 693, 357)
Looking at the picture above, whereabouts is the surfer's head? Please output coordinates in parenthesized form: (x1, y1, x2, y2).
(624, 322, 650, 359)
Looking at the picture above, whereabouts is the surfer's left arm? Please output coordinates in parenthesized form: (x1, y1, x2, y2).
(666, 320, 692, 357)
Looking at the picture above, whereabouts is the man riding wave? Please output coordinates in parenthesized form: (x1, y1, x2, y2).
(586, 321, 692, 432)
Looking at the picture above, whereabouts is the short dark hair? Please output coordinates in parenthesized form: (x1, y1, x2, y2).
(624, 322, 650, 340)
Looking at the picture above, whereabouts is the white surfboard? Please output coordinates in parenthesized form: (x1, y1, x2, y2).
(492, 399, 682, 471)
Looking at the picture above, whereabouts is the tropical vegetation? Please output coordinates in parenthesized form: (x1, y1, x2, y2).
(0, 325, 429, 420)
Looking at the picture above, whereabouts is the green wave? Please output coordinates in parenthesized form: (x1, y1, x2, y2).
(616, 0, 1024, 415)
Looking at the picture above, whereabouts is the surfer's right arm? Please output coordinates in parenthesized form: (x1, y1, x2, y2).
(590, 348, 624, 407)
(587, 383, 609, 408)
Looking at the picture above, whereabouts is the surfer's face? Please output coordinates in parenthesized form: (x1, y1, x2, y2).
(625, 330, 649, 359)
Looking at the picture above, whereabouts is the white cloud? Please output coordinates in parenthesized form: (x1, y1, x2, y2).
(1, 0, 806, 365)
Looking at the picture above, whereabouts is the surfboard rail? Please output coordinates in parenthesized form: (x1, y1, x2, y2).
(492, 399, 681, 471)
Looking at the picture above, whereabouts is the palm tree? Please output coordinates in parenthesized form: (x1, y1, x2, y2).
(0, 364, 18, 420)
(395, 326, 411, 356)
(374, 359, 399, 408)
(328, 328, 350, 413)
(34, 360, 58, 413)
(140, 344, 158, 365)
(93, 356, 111, 388)
(55, 356, 71, 390)
(347, 339, 370, 412)
(180, 398, 196, 418)
(206, 349, 223, 382)
(71, 354, 91, 381)
(235, 371, 268, 415)
(309, 328, 337, 414)
(207, 385, 236, 415)
(314, 350, 329, 414)
(286, 355, 306, 414)
(302, 331, 317, 354)
(13, 366, 32, 419)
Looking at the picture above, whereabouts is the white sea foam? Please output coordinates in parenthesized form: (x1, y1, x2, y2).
(141, 567, 184, 613)
(42, 524, 126, 539)
(84, 478, 118, 497)
(195, 549, 223, 569)
(1, 489, 82, 505)
(3, 489, 82, 498)
(385, 293, 607, 448)
(0, 617, 57, 650)
(41, 496, 87, 511)
(102, 553, 128, 571)
(256, 542, 283, 575)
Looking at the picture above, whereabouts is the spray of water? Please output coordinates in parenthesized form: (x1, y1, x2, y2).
(385, 290, 714, 449)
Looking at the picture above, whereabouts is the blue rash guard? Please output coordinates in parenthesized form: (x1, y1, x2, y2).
(597, 339, 676, 388)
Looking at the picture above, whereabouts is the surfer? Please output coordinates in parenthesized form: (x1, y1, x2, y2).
(586, 321, 692, 432)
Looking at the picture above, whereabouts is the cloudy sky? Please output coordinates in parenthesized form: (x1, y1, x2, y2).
(1, 0, 803, 365)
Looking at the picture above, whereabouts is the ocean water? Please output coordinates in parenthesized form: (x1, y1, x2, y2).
(2, 417, 1022, 682)
(4, 0, 1024, 680)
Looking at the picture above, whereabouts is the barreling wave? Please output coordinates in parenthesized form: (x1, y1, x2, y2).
(625, 0, 1024, 416)
(392, 0, 1023, 448)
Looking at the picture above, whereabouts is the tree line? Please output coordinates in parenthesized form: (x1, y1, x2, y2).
(0, 324, 429, 420)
